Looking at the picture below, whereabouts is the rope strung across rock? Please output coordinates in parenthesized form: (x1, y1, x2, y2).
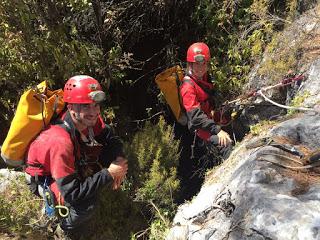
(257, 89, 320, 114)
(223, 74, 320, 114)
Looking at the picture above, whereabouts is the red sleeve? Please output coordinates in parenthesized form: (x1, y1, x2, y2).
(50, 138, 76, 179)
(180, 80, 221, 135)
(180, 82, 200, 111)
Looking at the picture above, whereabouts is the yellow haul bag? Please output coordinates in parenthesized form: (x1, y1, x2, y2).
(1, 81, 65, 167)
(155, 65, 187, 125)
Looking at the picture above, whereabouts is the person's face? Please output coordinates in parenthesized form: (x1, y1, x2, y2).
(191, 61, 208, 79)
(68, 103, 101, 128)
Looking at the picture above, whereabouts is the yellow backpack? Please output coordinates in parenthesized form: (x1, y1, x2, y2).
(155, 65, 188, 125)
(1, 81, 65, 167)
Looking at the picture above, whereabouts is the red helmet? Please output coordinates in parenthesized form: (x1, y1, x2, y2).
(63, 75, 106, 104)
(186, 42, 210, 63)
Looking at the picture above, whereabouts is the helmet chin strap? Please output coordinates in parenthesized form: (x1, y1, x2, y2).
(188, 64, 201, 80)
(88, 127, 99, 145)
(188, 69, 202, 81)
(74, 104, 82, 122)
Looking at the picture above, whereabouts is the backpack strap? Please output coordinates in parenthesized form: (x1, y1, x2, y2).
(181, 75, 195, 87)
(185, 74, 214, 96)
(52, 111, 76, 139)
(54, 111, 79, 162)
(178, 76, 196, 111)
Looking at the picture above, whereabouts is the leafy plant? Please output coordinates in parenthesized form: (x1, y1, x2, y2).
(0, 173, 45, 238)
(125, 117, 181, 239)
(192, 0, 303, 99)
(287, 90, 311, 115)
(250, 120, 276, 135)
(126, 117, 180, 212)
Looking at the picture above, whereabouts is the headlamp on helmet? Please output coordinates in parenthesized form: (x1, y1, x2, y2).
(194, 54, 206, 63)
(88, 91, 106, 103)
(187, 42, 211, 63)
(63, 75, 107, 104)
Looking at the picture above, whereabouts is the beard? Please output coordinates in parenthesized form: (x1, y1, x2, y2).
(81, 115, 98, 127)
(73, 112, 98, 129)
(194, 70, 206, 79)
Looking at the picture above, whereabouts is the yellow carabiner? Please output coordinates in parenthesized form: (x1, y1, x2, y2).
(55, 192, 70, 218)
(55, 205, 70, 218)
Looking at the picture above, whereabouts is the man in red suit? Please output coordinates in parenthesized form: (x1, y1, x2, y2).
(26, 75, 128, 238)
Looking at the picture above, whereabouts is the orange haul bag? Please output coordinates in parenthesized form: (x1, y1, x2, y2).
(1, 81, 65, 167)
(155, 65, 187, 125)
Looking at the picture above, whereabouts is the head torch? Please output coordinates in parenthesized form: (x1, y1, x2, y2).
(88, 90, 106, 103)
(194, 54, 206, 63)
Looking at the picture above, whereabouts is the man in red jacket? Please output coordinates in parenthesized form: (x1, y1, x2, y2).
(180, 42, 232, 148)
(178, 42, 232, 201)
(26, 75, 128, 238)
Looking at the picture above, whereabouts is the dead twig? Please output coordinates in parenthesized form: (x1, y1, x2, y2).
(222, 220, 244, 240)
(149, 200, 169, 228)
(258, 152, 303, 165)
(131, 111, 164, 123)
(132, 227, 151, 239)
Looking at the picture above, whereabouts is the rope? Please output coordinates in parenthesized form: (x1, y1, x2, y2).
(257, 89, 320, 114)
(224, 75, 305, 106)
(56, 193, 69, 218)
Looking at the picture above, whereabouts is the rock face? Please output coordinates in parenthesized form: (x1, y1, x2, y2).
(167, 115, 320, 240)
(299, 58, 320, 108)
(0, 168, 23, 193)
(167, 5, 320, 240)
(240, 5, 320, 126)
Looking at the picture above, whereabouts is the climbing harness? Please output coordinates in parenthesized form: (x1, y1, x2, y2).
(43, 178, 69, 218)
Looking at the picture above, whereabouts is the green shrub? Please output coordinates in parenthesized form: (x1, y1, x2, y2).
(125, 117, 180, 214)
(250, 120, 276, 135)
(287, 91, 311, 115)
(88, 188, 148, 240)
(0, 173, 45, 238)
(125, 117, 181, 239)
(0, 117, 181, 239)
(89, 117, 181, 239)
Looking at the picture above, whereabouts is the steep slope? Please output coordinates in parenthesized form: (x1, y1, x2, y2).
(167, 5, 320, 240)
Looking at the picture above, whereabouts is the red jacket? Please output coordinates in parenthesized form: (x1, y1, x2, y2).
(26, 111, 124, 205)
(180, 75, 221, 141)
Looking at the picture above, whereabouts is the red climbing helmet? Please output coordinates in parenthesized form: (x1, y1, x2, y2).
(186, 42, 211, 63)
(63, 75, 106, 104)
